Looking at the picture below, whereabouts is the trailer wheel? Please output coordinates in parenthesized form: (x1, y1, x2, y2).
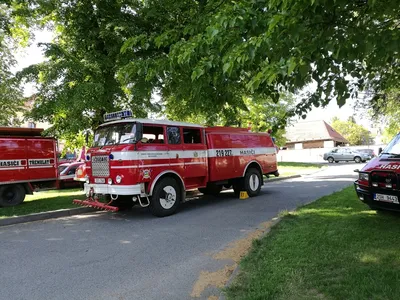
(149, 177, 181, 217)
(0, 184, 26, 207)
(244, 168, 262, 197)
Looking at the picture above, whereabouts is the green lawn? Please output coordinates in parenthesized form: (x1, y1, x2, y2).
(273, 162, 324, 177)
(225, 186, 400, 300)
(0, 189, 86, 219)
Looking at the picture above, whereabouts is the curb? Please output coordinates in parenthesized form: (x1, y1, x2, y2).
(218, 216, 283, 300)
(0, 207, 97, 227)
(264, 174, 302, 183)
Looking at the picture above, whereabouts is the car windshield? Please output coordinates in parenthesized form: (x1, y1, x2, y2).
(58, 165, 68, 174)
(93, 122, 137, 147)
(381, 134, 400, 155)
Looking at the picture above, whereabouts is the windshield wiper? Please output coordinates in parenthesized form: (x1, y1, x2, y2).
(121, 137, 137, 143)
(381, 152, 400, 157)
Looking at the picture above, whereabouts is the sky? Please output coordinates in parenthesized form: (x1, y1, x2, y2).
(13, 29, 372, 130)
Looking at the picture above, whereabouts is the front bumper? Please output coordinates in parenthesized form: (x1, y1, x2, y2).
(84, 183, 145, 196)
(354, 180, 400, 212)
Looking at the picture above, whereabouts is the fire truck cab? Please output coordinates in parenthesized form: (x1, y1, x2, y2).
(355, 133, 400, 212)
(74, 110, 278, 217)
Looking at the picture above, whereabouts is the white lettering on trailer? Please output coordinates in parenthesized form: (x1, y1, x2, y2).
(28, 159, 52, 166)
(0, 159, 25, 168)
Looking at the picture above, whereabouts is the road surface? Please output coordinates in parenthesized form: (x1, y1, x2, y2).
(0, 163, 358, 300)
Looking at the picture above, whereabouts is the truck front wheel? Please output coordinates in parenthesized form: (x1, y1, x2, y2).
(0, 184, 26, 207)
(149, 177, 181, 217)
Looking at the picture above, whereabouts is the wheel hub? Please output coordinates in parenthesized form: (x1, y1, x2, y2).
(159, 186, 177, 209)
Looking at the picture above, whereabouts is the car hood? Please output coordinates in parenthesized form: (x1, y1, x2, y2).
(361, 155, 400, 172)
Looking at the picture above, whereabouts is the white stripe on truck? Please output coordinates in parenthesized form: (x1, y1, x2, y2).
(107, 147, 275, 161)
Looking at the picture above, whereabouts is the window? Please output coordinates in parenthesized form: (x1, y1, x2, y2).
(183, 128, 202, 144)
(142, 126, 164, 144)
(167, 126, 181, 144)
(93, 122, 137, 147)
(67, 166, 78, 175)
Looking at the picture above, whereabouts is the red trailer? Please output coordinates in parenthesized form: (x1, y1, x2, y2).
(0, 127, 58, 207)
(74, 110, 279, 217)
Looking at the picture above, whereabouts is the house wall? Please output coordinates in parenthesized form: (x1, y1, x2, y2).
(286, 140, 326, 149)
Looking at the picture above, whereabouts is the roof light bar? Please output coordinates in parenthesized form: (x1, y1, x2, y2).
(103, 110, 133, 122)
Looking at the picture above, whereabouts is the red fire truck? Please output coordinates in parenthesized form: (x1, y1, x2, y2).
(0, 127, 58, 207)
(355, 134, 400, 212)
(73, 110, 279, 217)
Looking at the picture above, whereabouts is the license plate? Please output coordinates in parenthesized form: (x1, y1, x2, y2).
(373, 193, 399, 204)
(94, 178, 105, 184)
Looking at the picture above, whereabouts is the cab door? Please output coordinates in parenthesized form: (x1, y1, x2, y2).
(166, 126, 184, 179)
(182, 127, 208, 188)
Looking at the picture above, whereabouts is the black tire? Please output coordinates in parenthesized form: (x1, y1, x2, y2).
(327, 157, 334, 163)
(244, 168, 262, 197)
(354, 156, 361, 163)
(198, 183, 222, 196)
(149, 177, 181, 217)
(335, 161, 339, 163)
(0, 184, 26, 207)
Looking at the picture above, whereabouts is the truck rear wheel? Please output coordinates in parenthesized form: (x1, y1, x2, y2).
(244, 168, 262, 197)
(0, 184, 26, 207)
(149, 177, 181, 217)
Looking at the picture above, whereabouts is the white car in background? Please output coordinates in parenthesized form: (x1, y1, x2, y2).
(323, 148, 370, 163)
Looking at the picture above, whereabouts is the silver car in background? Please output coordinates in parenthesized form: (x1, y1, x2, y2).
(323, 148, 371, 163)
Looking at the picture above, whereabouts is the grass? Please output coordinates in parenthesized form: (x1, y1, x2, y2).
(225, 186, 400, 300)
(0, 188, 86, 219)
(273, 161, 324, 177)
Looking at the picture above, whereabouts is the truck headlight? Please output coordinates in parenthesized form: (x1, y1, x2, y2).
(115, 175, 122, 183)
(359, 172, 369, 181)
(108, 178, 113, 185)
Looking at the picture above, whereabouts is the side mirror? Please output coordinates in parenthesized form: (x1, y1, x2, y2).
(378, 147, 383, 155)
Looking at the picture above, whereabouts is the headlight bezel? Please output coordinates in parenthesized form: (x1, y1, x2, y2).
(359, 172, 369, 181)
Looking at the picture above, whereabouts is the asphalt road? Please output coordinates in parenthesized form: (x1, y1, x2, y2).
(0, 163, 359, 300)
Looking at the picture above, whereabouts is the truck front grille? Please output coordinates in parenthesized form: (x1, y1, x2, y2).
(371, 171, 398, 190)
(91, 155, 110, 177)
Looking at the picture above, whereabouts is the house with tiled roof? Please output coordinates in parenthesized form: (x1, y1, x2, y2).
(284, 120, 348, 149)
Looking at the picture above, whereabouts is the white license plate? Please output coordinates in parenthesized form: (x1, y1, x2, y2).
(374, 193, 399, 204)
(94, 178, 105, 184)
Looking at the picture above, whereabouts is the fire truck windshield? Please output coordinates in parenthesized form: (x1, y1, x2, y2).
(93, 122, 137, 147)
(381, 133, 400, 156)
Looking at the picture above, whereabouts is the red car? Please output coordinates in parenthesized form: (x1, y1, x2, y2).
(58, 161, 85, 189)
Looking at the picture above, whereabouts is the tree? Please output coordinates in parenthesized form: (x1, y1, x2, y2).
(13, 0, 400, 137)
(164, 92, 294, 146)
(119, 0, 400, 125)
(0, 3, 25, 126)
(331, 117, 372, 146)
(368, 88, 400, 144)
(16, 0, 161, 138)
